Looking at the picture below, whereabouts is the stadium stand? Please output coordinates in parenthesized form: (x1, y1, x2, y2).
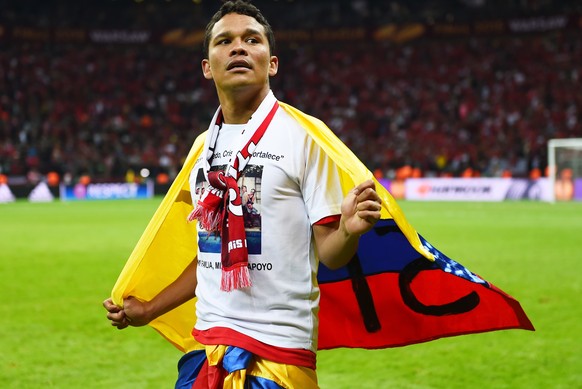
(1, 0, 581, 184)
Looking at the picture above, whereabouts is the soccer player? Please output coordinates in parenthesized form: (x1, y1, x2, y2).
(103, 1, 381, 387)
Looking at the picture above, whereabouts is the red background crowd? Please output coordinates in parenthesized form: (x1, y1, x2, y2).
(1, 0, 581, 185)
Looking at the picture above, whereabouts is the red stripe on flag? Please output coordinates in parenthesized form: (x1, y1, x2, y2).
(318, 270, 533, 350)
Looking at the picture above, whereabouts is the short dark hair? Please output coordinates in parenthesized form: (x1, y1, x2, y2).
(203, 0, 276, 58)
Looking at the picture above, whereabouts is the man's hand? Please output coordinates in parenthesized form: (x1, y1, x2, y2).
(103, 258, 198, 330)
(314, 179, 382, 270)
(103, 297, 151, 330)
(340, 179, 382, 236)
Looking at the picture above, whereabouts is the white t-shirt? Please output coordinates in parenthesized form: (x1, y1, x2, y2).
(189, 107, 343, 352)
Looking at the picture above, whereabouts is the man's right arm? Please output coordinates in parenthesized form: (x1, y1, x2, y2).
(103, 257, 198, 330)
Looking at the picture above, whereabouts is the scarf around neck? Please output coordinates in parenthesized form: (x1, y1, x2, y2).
(188, 91, 279, 291)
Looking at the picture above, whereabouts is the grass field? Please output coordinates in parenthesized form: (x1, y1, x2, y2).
(1, 198, 580, 388)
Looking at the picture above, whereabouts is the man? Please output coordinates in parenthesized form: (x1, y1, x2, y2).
(103, 1, 382, 387)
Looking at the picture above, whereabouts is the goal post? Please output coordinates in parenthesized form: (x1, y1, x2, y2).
(548, 138, 582, 202)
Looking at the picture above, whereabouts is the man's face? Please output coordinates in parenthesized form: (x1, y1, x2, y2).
(202, 13, 278, 92)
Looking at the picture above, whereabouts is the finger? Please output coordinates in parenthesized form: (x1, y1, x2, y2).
(112, 319, 129, 330)
(107, 309, 126, 321)
(355, 199, 379, 212)
(356, 198, 382, 221)
(357, 197, 382, 213)
(103, 298, 121, 312)
(356, 209, 381, 221)
(108, 310, 131, 329)
(356, 202, 382, 215)
(353, 179, 376, 195)
(357, 187, 380, 202)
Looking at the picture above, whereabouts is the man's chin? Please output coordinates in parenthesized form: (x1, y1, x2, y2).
(221, 79, 263, 91)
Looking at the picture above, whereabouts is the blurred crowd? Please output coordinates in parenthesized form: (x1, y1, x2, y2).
(274, 34, 581, 179)
(1, 0, 582, 184)
(3, 0, 580, 30)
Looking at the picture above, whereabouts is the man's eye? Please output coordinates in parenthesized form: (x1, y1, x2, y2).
(218, 39, 230, 45)
(246, 38, 258, 44)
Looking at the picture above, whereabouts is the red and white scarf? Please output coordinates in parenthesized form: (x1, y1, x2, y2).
(188, 92, 279, 291)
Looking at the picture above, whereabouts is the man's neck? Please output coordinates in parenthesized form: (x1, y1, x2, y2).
(217, 86, 270, 124)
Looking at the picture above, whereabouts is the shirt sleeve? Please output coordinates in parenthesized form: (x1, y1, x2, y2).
(302, 136, 344, 225)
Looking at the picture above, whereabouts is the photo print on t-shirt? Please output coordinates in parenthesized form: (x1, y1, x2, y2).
(194, 164, 263, 255)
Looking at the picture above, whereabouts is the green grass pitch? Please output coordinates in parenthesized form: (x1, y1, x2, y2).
(1, 198, 580, 388)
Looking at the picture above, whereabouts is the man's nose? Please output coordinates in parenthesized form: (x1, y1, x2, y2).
(230, 38, 247, 56)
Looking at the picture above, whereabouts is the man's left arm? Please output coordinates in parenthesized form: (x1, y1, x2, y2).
(313, 179, 382, 270)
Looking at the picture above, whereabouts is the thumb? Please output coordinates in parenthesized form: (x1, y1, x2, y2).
(103, 298, 121, 313)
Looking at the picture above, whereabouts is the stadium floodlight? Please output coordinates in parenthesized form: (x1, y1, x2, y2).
(547, 138, 582, 203)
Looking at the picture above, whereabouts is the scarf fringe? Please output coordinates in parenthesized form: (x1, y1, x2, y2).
(187, 206, 222, 232)
(220, 265, 252, 292)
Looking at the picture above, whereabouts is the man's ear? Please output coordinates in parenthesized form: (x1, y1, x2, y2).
(268, 56, 279, 77)
(202, 59, 213, 80)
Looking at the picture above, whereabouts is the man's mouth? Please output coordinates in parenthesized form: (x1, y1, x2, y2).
(227, 60, 251, 70)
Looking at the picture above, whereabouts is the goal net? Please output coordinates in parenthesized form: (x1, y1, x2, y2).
(548, 138, 582, 202)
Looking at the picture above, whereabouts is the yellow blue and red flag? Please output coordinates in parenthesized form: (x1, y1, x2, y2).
(111, 101, 534, 354)
(175, 346, 318, 389)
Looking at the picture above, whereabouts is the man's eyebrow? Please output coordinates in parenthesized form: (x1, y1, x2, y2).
(213, 28, 264, 41)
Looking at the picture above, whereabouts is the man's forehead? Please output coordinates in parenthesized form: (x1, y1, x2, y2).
(212, 13, 265, 37)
